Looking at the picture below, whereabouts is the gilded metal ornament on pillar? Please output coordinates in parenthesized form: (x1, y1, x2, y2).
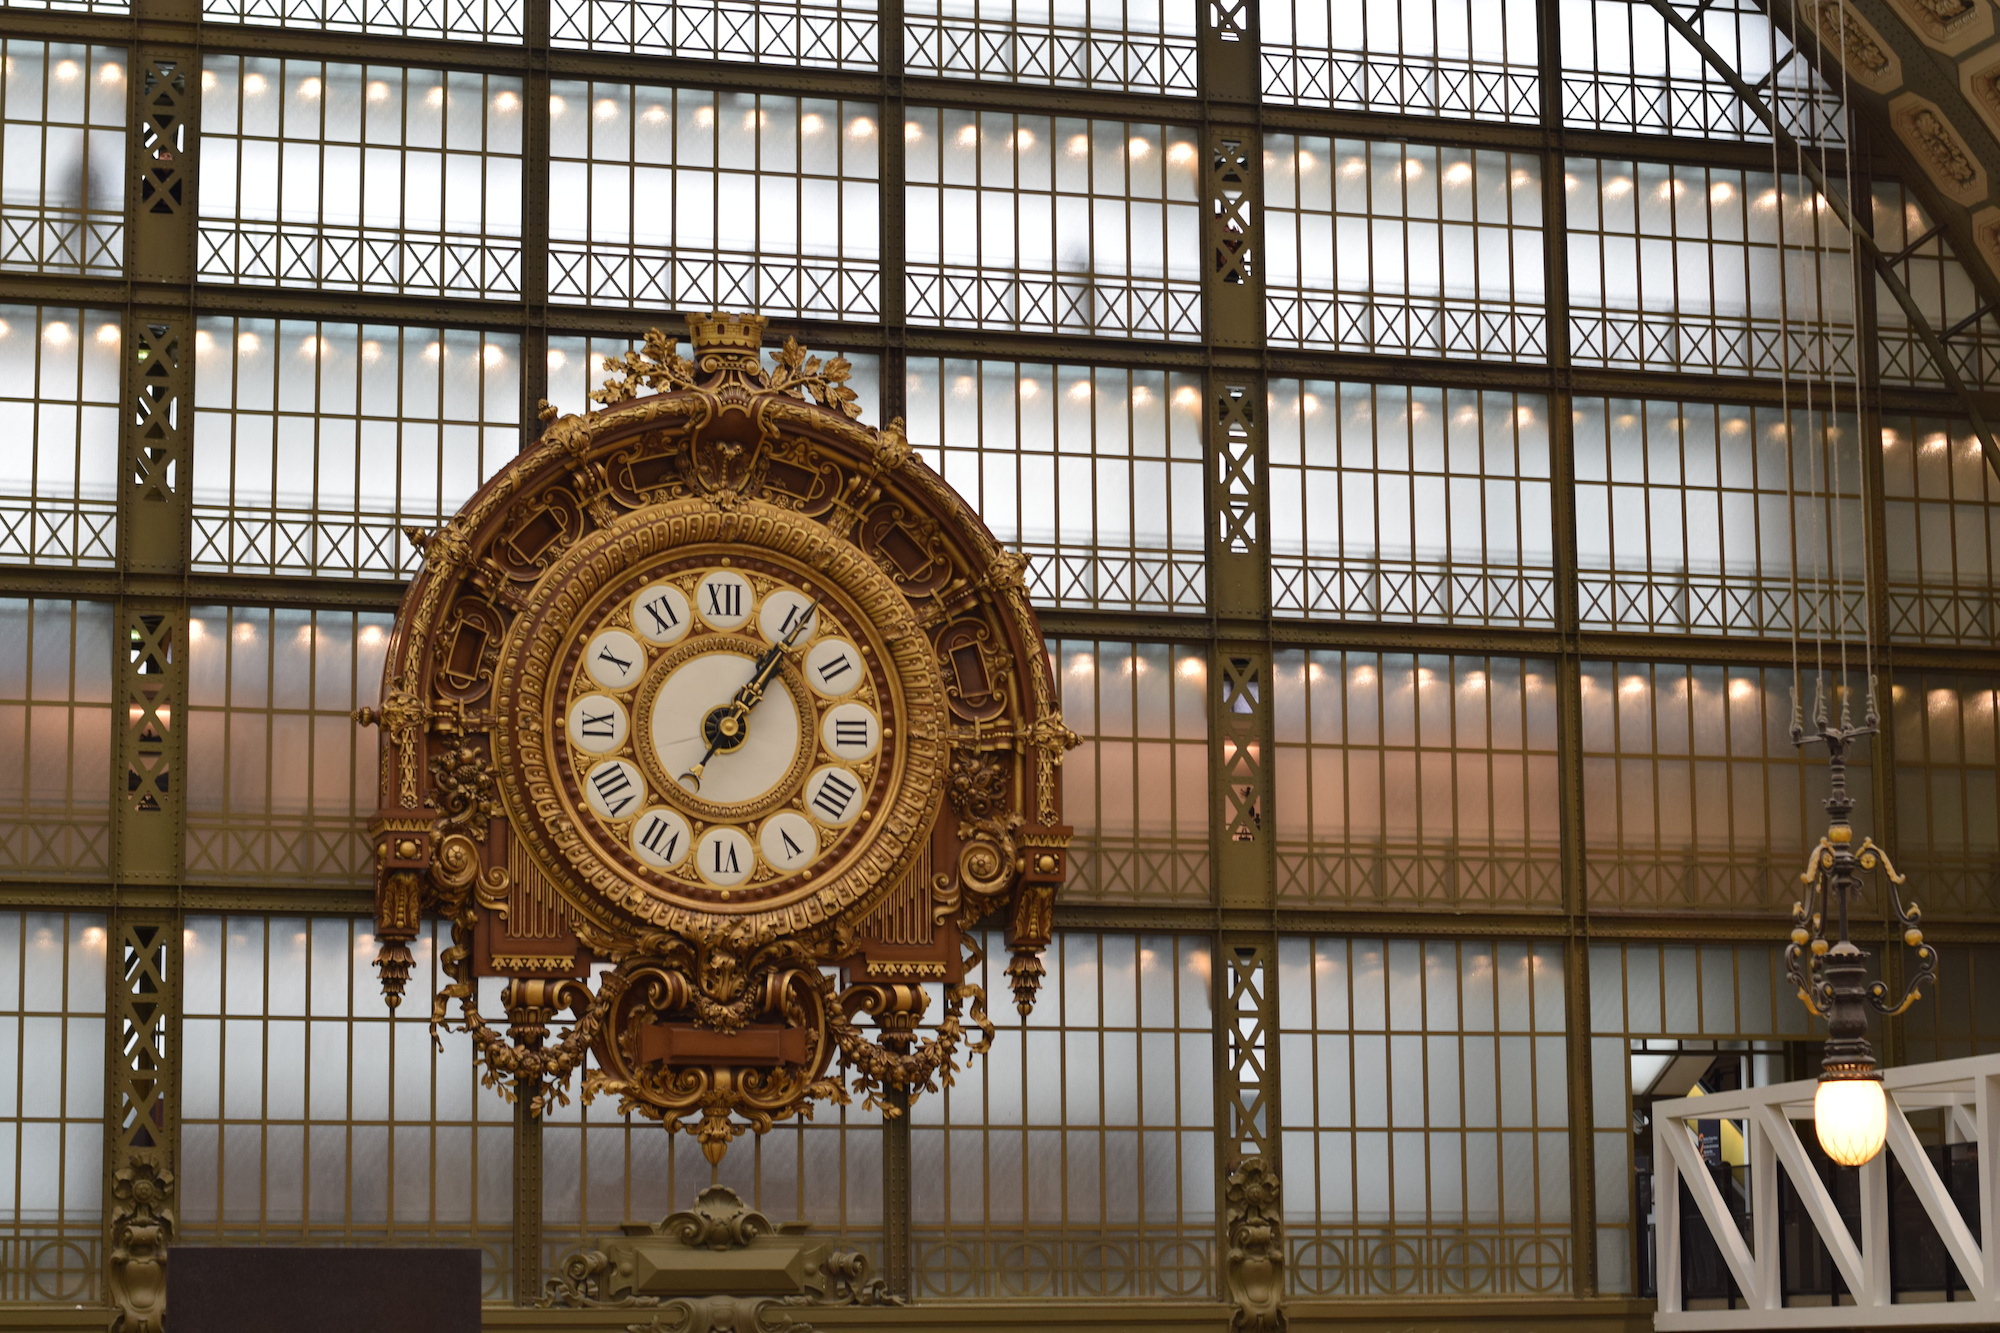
(1785, 681, 1939, 1165)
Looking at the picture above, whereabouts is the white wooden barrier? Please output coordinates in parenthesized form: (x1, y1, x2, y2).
(1653, 1053, 1999, 1329)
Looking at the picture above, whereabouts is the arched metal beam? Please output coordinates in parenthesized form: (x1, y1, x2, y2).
(1641, 0, 2000, 484)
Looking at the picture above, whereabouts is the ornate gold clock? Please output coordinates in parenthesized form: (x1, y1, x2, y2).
(360, 313, 1074, 1160)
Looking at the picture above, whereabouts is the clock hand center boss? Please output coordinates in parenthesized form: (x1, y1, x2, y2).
(360, 313, 1076, 1161)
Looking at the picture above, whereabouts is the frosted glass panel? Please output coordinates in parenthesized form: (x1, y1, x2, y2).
(1264, 0, 1537, 120)
(198, 59, 524, 296)
(1278, 936, 1569, 1296)
(1265, 137, 1545, 359)
(547, 86, 880, 316)
(0, 305, 120, 567)
(905, 108, 1201, 339)
(0, 599, 113, 879)
(0, 910, 106, 1302)
(180, 915, 514, 1297)
(912, 930, 1215, 1297)
(191, 317, 521, 576)
(1272, 652, 1562, 908)
(1573, 398, 1865, 636)
(0, 42, 125, 275)
(908, 358, 1206, 611)
(1047, 640, 1209, 904)
(184, 607, 392, 886)
(1268, 380, 1554, 624)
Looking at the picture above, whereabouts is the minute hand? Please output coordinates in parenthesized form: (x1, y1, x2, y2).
(677, 603, 820, 790)
(736, 600, 819, 706)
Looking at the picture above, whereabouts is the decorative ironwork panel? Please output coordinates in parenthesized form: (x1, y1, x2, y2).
(104, 915, 177, 1332)
(905, 0, 1195, 93)
(554, 0, 874, 66)
(204, 0, 525, 41)
(1207, 373, 1266, 617)
(909, 360, 1207, 612)
(1277, 936, 1570, 1297)
(1216, 936, 1273, 1162)
(1565, 160, 1859, 378)
(1265, 137, 1546, 360)
(1882, 417, 2000, 644)
(1579, 661, 1873, 914)
(905, 108, 1202, 339)
(190, 319, 520, 577)
(911, 930, 1216, 1299)
(0, 43, 126, 276)
(547, 87, 880, 316)
(0, 307, 121, 567)
(130, 56, 194, 284)
(1585, 941, 1809, 1295)
(1203, 130, 1261, 346)
(115, 603, 184, 883)
(1558, 0, 1843, 143)
(1889, 671, 2000, 918)
(177, 916, 514, 1299)
(0, 600, 113, 878)
(183, 607, 390, 886)
(1574, 397, 1867, 637)
(0, 911, 105, 1303)
(1046, 640, 1210, 904)
(196, 60, 524, 297)
(122, 318, 192, 574)
(1269, 380, 1556, 626)
(1262, 0, 1538, 120)
(1214, 650, 1269, 884)
(1271, 651, 1563, 909)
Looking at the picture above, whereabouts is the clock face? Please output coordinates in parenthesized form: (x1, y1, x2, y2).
(558, 561, 892, 901)
(494, 498, 947, 933)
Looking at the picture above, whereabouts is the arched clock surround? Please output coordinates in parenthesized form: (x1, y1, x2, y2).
(359, 312, 1075, 1161)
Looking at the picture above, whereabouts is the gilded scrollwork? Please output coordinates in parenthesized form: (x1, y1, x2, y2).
(429, 742, 503, 837)
(367, 310, 1068, 1157)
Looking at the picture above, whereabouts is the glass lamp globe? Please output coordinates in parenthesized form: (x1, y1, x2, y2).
(1814, 1075, 1887, 1166)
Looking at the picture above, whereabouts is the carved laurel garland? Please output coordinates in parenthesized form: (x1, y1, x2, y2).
(362, 312, 1075, 1159)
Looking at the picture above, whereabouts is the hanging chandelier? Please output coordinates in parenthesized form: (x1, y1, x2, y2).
(1785, 687, 1938, 1166)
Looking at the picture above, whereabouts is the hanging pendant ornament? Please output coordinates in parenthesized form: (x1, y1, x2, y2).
(1784, 681, 1938, 1167)
(358, 313, 1076, 1160)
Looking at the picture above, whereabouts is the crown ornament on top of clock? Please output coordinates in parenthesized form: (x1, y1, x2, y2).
(360, 312, 1076, 1161)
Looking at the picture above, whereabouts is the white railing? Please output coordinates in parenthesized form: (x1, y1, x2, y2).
(1653, 1054, 1999, 1328)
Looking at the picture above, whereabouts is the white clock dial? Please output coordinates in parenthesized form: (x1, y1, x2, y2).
(820, 702, 880, 761)
(804, 638, 864, 698)
(631, 583, 693, 645)
(760, 811, 818, 872)
(584, 758, 646, 820)
(758, 590, 819, 645)
(585, 629, 647, 691)
(696, 825, 755, 886)
(694, 570, 754, 630)
(650, 650, 801, 804)
(630, 806, 692, 869)
(803, 764, 864, 826)
(567, 693, 629, 754)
